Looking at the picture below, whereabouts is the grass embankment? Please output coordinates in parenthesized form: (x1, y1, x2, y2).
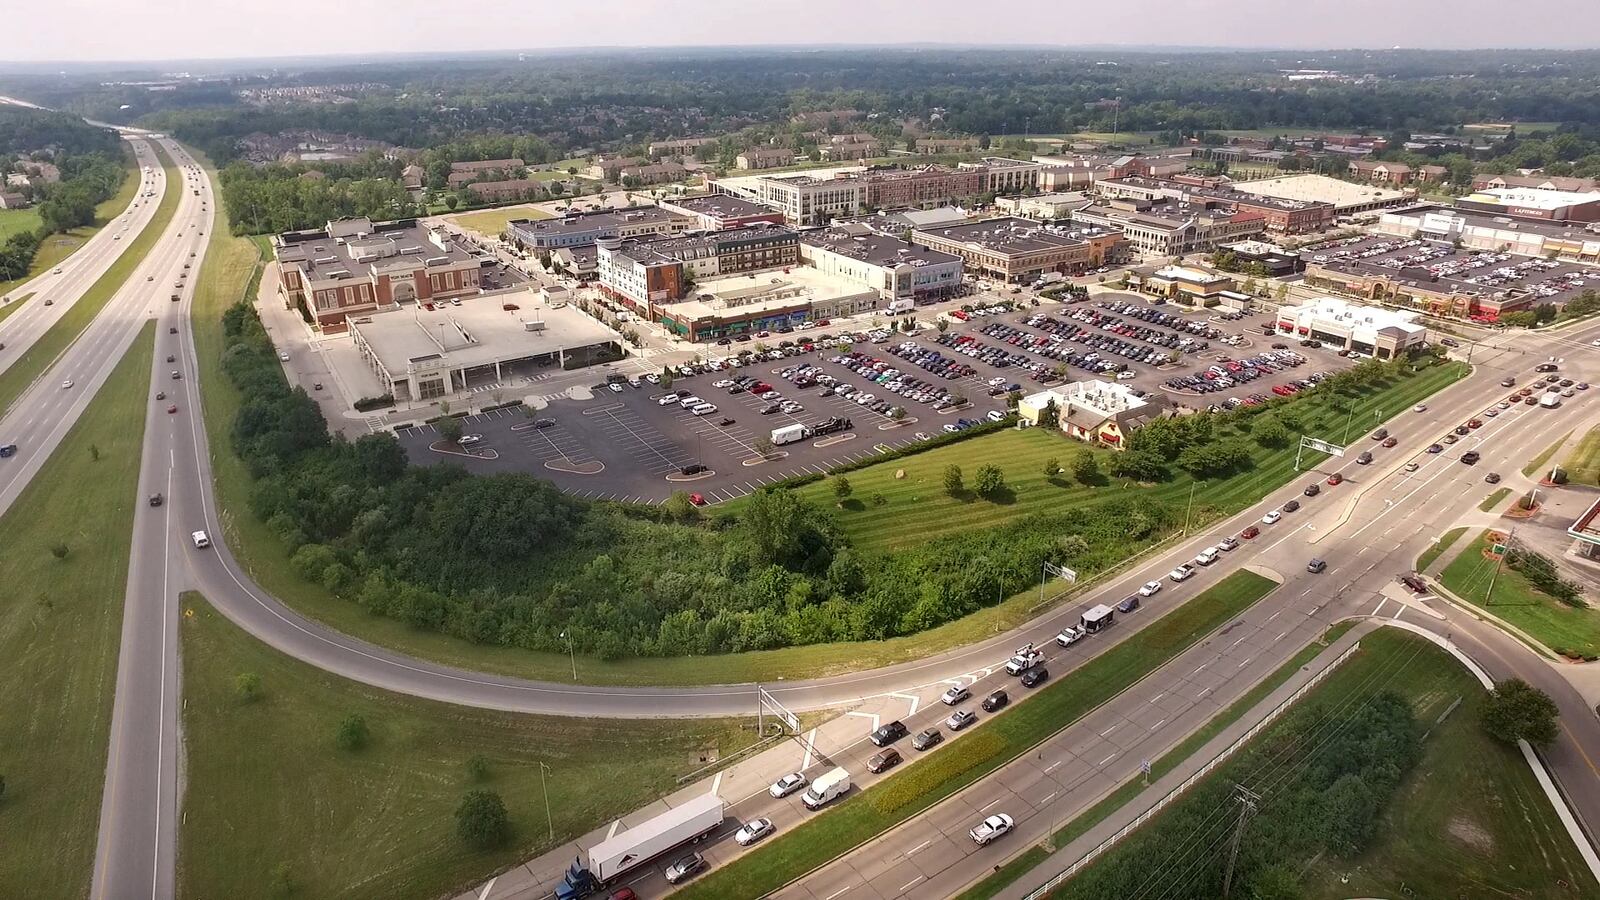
(962, 620, 1358, 900)
(1046, 629, 1594, 899)
(1564, 425, 1600, 486)
(1439, 529, 1600, 659)
(0, 325, 153, 894)
(0, 143, 178, 415)
(1523, 431, 1572, 479)
(1478, 487, 1512, 512)
(1417, 526, 1467, 573)
(0, 291, 31, 325)
(175, 593, 760, 900)
(731, 361, 1468, 554)
(675, 571, 1278, 900)
(448, 205, 552, 236)
(0, 145, 143, 297)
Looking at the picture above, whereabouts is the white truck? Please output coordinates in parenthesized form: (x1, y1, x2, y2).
(771, 423, 811, 445)
(1540, 392, 1562, 408)
(887, 298, 916, 315)
(554, 793, 726, 899)
(802, 767, 851, 810)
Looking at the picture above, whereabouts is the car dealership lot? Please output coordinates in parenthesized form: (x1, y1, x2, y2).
(392, 296, 1360, 503)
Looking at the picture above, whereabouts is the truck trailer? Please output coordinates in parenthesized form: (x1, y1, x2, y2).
(554, 793, 726, 899)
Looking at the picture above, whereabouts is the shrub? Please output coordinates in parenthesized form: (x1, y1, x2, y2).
(456, 789, 511, 848)
(335, 714, 369, 751)
(234, 672, 263, 703)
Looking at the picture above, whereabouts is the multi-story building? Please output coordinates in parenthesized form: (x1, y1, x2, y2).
(466, 179, 544, 204)
(1348, 160, 1414, 184)
(859, 164, 985, 210)
(737, 148, 797, 170)
(659, 194, 786, 231)
(746, 174, 864, 225)
(1017, 381, 1168, 449)
(1096, 176, 1334, 234)
(648, 137, 714, 157)
(959, 157, 1042, 195)
(821, 140, 881, 161)
(596, 224, 801, 316)
(911, 217, 1127, 282)
(401, 165, 425, 191)
(916, 137, 980, 155)
(586, 156, 644, 181)
(1072, 198, 1266, 256)
(799, 224, 965, 303)
(1472, 173, 1599, 193)
(505, 206, 694, 251)
(997, 192, 1092, 221)
(273, 217, 485, 334)
(449, 158, 524, 176)
(617, 161, 687, 185)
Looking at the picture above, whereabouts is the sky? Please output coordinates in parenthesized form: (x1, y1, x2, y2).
(11, 0, 1600, 63)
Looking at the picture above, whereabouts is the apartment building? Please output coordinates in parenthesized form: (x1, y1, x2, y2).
(446, 158, 525, 189)
(597, 224, 801, 317)
(959, 157, 1042, 195)
(737, 147, 798, 170)
(649, 137, 714, 157)
(911, 217, 1126, 282)
(1348, 160, 1415, 184)
(587, 156, 644, 181)
(799, 224, 965, 303)
(618, 161, 688, 185)
(859, 165, 985, 209)
(916, 137, 980, 154)
(821, 140, 882, 161)
(505, 206, 693, 251)
(466, 179, 544, 204)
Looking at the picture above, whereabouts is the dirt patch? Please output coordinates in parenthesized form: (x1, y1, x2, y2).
(1447, 814, 1495, 854)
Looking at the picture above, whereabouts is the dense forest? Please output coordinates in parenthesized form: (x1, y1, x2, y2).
(217, 160, 422, 235)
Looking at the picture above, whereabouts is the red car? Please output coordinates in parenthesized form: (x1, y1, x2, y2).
(1326, 472, 1344, 486)
(689, 493, 706, 506)
(1381, 437, 1398, 448)
(1467, 419, 1483, 429)
(1240, 525, 1261, 540)
(166, 404, 178, 414)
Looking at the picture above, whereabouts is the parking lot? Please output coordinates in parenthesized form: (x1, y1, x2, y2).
(392, 294, 1359, 503)
(1306, 234, 1595, 313)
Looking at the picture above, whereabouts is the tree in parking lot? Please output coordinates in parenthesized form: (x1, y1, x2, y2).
(937, 318, 949, 333)
(1481, 677, 1559, 747)
(975, 464, 1006, 498)
(754, 436, 774, 459)
(660, 370, 674, 391)
(437, 416, 464, 445)
(1006, 389, 1023, 409)
(943, 464, 964, 496)
(832, 476, 853, 505)
(456, 789, 511, 849)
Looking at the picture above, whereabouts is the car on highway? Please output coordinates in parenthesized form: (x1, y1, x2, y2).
(1371, 428, 1388, 441)
(869, 720, 909, 746)
(1020, 666, 1049, 688)
(982, 690, 1009, 712)
(664, 853, 707, 884)
(1282, 499, 1301, 513)
(867, 748, 903, 773)
(191, 530, 211, 549)
(1382, 436, 1398, 448)
(1356, 451, 1373, 464)
(167, 404, 178, 414)
(1307, 558, 1327, 573)
(1462, 451, 1481, 465)
(1413, 404, 1427, 412)
(277, 351, 290, 361)
(941, 685, 971, 706)
(1217, 536, 1239, 551)
(1138, 580, 1162, 597)
(61, 380, 74, 390)
(1400, 573, 1428, 593)
(148, 493, 163, 507)
(1056, 624, 1086, 646)
(1005, 647, 1045, 675)
(1117, 595, 1141, 614)
(970, 814, 1015, 845)
(913, 728, 943, 751)
(1168, 564, 1196, 582)
(734, 818, 774, 846)
(1485, 472, 1501, 484)
(1404, 461, 1421, 472)
(1261, 510, 1282, 525)
(1240, 525, 1260, 539)
(1326, 472, 1344, 485)
(946, 709, 977, 731)
(1304, 483, 1321, 497)
(1426, 444, 1443, 454)
(769, 773, 807, 798)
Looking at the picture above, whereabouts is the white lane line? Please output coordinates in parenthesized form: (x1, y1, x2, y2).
(1229, 635, 1248, 649)
(890, 691, 921, 717)
(1150, 718, 1166, 731)
(1392, 606, 1406, 621)
(1238, 657, 1253, 668)
(1100, 723, 1117, 737)
(1267, 609, 1281, 622)
(1040, 791, 1057, 805)
(1276, 630, 1289, 641)
(824, 886, 852, 900)
(905, 839, 932, 857)
(801, 727, 818, 770)
(1192, 663, 1208, 674)
(1098, 752, 1117, 766)
(1149, 692, 1165, 704)
(899, 876, 925, 893)
(711, 772, 723, 795)
(979, 797, 1003, 812)
(1371, 598, 1389, 618)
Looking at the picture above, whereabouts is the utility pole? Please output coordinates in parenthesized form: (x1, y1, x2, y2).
(1221, 784, 1261, 899)
(1182, 480, 1204, 534)
(560, 630, 577, 681)
(538, 761, 554, 843)
(1486, 525, 1516, 604)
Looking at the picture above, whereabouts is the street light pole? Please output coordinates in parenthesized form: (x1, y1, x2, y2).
(560, 630, 576, 681)
(538, 761, 554, 843)
(1183, 481, 1204, 535)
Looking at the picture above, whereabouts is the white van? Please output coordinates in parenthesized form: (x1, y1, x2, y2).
(1194, 547, 1221, 566)
(191, 530, 211, 549)
(679, 395, 704, 409)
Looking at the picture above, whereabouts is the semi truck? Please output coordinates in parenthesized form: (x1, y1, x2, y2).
(802, 767, 851, 810)
(887, 298, 916, 314)
(771, 423, 811, 445)
(554, 793, 726, 899)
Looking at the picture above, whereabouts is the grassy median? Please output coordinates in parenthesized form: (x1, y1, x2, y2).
(675, 570, 1278, 900)
(0, 324, 153, 895)
(0, 145, 142, 298)
(1439, 529, 1600, 659)
(175, 593, 761, 900)
(0, 143, 178, 415)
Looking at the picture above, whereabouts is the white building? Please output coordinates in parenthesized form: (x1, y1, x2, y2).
(1017, 381, 1168, 449)
(1273, 296, 1428, 359)
(996, 192, 1091, 221)
(747, 174, 863, 225)
(798, 224, 965, 304)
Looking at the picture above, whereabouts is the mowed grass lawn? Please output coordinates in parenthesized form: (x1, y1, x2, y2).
(1563, 425, 1600, 485)
(0, 206, 41, 242)
(0, 148, 141, 297)
(176, 593, 761, 900)
(449, 205, 552, 237)
(1301, 632, 1595, 898)
(0, 325, 153, 894)
(1439, 530, 1600, 659)
(736, 361, 1468, 554)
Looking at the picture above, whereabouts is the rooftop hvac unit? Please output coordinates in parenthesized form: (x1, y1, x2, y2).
(524, 320, 546, 332)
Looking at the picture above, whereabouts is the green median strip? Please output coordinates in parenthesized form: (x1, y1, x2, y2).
(1417, 526, 1467, 573)
(0, 323, 154, 893)
(676, 570, 1278, 900)
(1521, 432, 1570, 479)
(0, 292, 30, 325)
(0, 143, 178, 416)
(1478, 487, 1511, 513)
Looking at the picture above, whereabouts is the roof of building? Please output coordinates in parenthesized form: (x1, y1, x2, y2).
(449, 158, 524, 172)
(740, 147, 795, 160)
(275, 217, 481, 282)
(667, 266, 877, 321)
(666, 194, 779, 220)
(619, 161, 687, 177)
(507, 205, 686, 240)
(801, 225, 962, 268)
(1382, 203, 1600, 242)
(915, 217, 1115, 254)
(351, 289, 617, 376)
(1463, 187, 1600, 211)
(1231, 173, 1407, 210)
(1278, 296, 1427, 335)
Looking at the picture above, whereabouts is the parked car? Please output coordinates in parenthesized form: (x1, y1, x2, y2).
(941, 685, 971, 706)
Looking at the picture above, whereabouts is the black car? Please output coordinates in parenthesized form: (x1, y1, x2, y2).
(1020, 666, 1049, 688)
(1462, 451, 1481, 465)
(148, 493, 163, 507)
(982, 689, 1009, 712)
(532, 418, 556, 429)
(1356, 451, 1373, 465)
(1536, 363, 1558, 372)
(680, 463, 707, 476)
(869, 720, 909, 746)
(1282, 499, 1301, 513)
(1303, 483, 1321, 497)
(867, 748, 903, 773)
(1117, 595, 1141, 614)
(1485, 472, 1501, 484)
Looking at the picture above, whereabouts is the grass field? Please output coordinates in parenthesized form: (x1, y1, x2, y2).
(732, 361, 1468, 554)
(0, 148, 141, 297)
(1301, 632, 1595, 898)
(0, 206, 41, 242)
(175, 593, 762, 900)
(1417, 525, 1467, 573)
(0, 324, 153, 895)
(1439, 529, 1600, 659)
(0, 291, 31, 325)
(1524, 431, 1572, 479)
(0, 144, 177, 416)
(677, 571, 1278, 900)
(1564, 426, 1600, 485)
(449, 205, 553, 237)
(1479, 487, 1512, 512)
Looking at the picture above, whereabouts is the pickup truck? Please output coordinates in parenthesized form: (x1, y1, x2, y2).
(1005, 646, 1045, 675)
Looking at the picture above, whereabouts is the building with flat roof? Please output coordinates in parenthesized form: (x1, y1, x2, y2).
(1017, 381, 1168, 449)
(996, 191, 1092, 221)
(618, 161, 687, 186)
(911, 217, 1128, 282)
(1072, 198, 1266, 257)
(659, 266, 880, 341)
(1376, 204, 1600, 263)
(1125, 264, 1239, 305)
(659, 194, 786, 231)
(1231, 174, 1409, 216)
(648, 137, 713, 157)
(1474, 173, 1598, 194)
(858, 164, 985, 210)
(505, 206, 693, 251)
(959, 157, 1042, 195)
(274, 217, 490, 334)
(1454, 187, 1600, 224)
(466, 179, 544, 204)
(1097, 175, 1335, 234)
(821, 140, 881, 161)
(799, 224, 964, 304)
(596, 224, 800, 317)
(348, 289, 621, 401)
(835, 206, 971, 238)
(1272, 296, 1427, 359)
(1217, 240, 1305, 276)
(744, 174, 864, 225)
(916, 137, 980, 155)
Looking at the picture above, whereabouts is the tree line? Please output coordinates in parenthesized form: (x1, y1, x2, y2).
(217, 160, 422, 236)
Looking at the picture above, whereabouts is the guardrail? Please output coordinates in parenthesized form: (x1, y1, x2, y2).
(1018, 639, 1360, 900)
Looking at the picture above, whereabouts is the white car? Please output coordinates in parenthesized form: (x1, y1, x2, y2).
(644, 373, 661, 384)
(712, 379, 733, 388)
(277, 351, 290, 361)
(941, 685, 971, 706)
(769, 772, 808, 798)
(1413, 404, 1428, 412)
(1168, 565, 1195, 582)
(1056, 625, 1086, 646)
(1262, 510, 1283, 525)
(691, 403, 718, 416)
(734, 817, 774, 846)
(458, 434, 483, 446)
(1138, 580, 1162, 597)
(608, 382, 624, 393)
(191, 530, 211, 549)
(970, 813, 1014, 845)
(679, 396, 704, 409)
(61, 380, 74, 389)
(656, 394, 679, 406)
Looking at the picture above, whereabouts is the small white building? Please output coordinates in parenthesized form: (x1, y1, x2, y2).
(1018, 381, 1167, 449)
(1273, 296, 1428, 359)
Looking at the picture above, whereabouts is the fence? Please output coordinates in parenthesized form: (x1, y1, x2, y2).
(1018, 639, 1361, 900)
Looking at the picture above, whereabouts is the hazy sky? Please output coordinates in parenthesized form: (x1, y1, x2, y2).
(13, 0, 1600, 63)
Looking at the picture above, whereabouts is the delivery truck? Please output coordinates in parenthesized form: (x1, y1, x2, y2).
(771, 423, 811, 445)
(1540, 392, 1562, 408)
(887, 298, 916, 314)
(802, 767, 851, 810)
(554, 794, 726, 899)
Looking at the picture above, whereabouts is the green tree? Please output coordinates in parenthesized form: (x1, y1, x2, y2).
(1251, 414, 1290, 448)
(936, 318, 949, 332)
(443, 195, 458, 210)
(974, 463, 1006, 498)
(662, 490, 699, 522)
(465, 754, 491, 782)
(1071, 449, 1099, 483)
(438, 417, 464, 445)
(1481, 678, 1559, 746)
(49, 543, 69, 560)
(234, 672, 263, 704)
(943, 464, 964, 496)
(455, 789, 511, 848)
(1043, 457, 1061, 481)
(833, 476, 853, 505)
(335, 713, 370, 751)
(754, 435, 774, 458)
